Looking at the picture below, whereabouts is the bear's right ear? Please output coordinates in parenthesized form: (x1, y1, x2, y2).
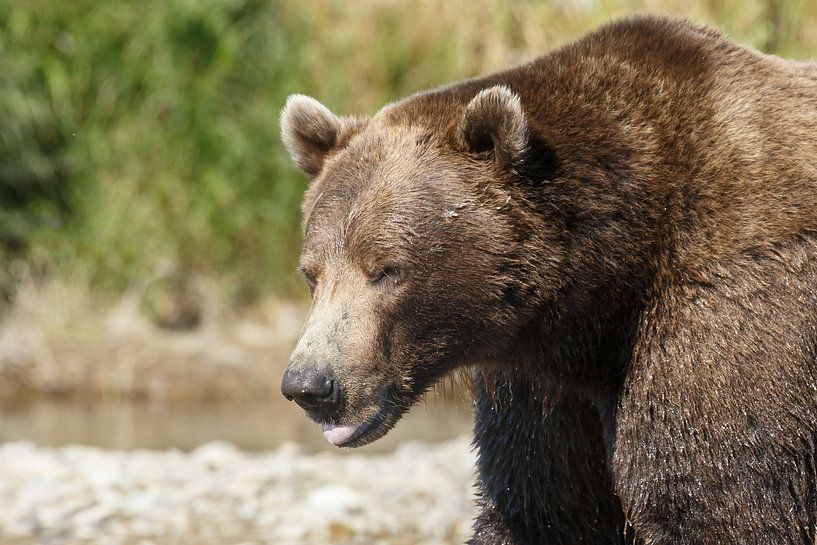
(280, 95, 362, 178)
(458, 85, 528, 168)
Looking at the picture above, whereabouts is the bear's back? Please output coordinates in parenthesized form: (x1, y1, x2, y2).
(568, 17, 817, 260)
(385, 16, 817, 262)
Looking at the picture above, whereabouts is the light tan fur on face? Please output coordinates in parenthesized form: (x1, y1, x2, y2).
(288, 258, 384, 425)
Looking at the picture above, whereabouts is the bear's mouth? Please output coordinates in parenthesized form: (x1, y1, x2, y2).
(319, 387, 409, 448)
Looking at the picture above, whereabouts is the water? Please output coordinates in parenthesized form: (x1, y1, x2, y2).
(0, 395, 473, 453)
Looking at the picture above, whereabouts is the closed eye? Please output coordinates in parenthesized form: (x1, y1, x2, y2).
(298, 266, 318, 294)
(369, 265, 401, 285)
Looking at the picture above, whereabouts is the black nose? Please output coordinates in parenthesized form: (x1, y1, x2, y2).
(281, 367, 339, 411)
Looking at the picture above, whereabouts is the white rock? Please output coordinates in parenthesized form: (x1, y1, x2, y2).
(190, 440, 242, 466)
(0, 436, 477, 544)
(72, 501, 117, 527)
(306, 484, 364, 516)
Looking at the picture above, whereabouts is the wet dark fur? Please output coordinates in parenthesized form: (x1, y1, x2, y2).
(283, 15, 817, 544)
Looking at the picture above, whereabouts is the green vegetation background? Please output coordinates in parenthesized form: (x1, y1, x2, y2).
(2, 0, 816, 305)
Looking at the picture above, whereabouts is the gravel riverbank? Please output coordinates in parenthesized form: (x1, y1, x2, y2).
(0, 436, 477, 545)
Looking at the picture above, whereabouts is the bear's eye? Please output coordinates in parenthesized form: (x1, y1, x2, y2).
(298, 267, 318, 295)
(369, 265, 401, 286)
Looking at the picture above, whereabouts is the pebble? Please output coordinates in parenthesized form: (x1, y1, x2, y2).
(0, 436, 477, 544)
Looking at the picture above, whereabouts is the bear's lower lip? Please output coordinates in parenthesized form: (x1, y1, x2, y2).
(320, 410, 384, 447)
(322, 423, 361, 445)
(318, 387, 408, 448)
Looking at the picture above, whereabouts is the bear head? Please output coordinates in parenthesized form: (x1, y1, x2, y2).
(280, 85, 566, 447)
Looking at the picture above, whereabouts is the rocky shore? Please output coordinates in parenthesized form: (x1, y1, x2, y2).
(0, 436, 477, 545)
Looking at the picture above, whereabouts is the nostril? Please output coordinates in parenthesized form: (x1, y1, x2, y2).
(327, 380, 339, 402)
(319, 378, 333, 399)
(300, 378, 332, 404)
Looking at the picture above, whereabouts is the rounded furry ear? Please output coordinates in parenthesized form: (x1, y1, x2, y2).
(459, 85, 528, 166)
(280, 94, 358, 177)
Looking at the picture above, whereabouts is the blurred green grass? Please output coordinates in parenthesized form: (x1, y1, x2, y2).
(2, 0, 816, 306)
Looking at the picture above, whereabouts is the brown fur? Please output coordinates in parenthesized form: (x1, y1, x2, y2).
(281, 15, 817, 544)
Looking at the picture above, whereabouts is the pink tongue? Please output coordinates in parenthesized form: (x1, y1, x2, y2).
(322, 423, 361, 446)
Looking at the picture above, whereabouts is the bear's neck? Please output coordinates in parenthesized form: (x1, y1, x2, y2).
(484, 251, 647, 408)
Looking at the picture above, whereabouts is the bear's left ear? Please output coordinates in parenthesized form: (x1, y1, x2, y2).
(458, 85, 528, 167)
(280, 94, 363, 178)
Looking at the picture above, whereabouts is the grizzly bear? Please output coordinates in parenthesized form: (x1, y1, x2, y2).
(279, 15, 817, 544)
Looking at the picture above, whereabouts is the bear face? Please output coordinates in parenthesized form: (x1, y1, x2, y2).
(280, 88, 566, 447)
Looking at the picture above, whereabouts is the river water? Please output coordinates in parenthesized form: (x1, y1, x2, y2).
(0, 395, 473, 453)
